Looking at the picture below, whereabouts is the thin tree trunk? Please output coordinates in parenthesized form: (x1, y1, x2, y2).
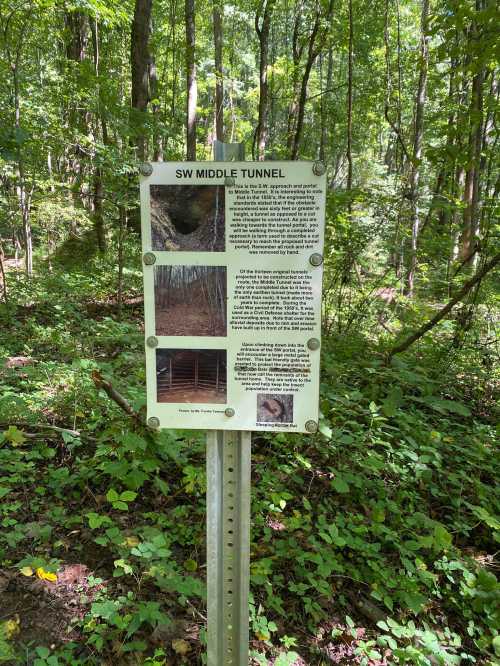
(117, 207, 126, 321)
(389, 252, 500, 358)
(213, 2, 224, 141)
(290, 0, 333, 160)
(185, 0, 197, 160)
(150, 53, 163, 160)
(254, 0, 276, 160)
(0, 241, 7, 303)
(346, 0, 354, 199)
(405, 0, 429, 297)
(91, 18, 105, 252)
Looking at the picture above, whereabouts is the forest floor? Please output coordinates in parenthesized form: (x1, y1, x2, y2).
(157, 387, 227, 403)
(155, 302, 226, 336)
(0, 257, 498, 666)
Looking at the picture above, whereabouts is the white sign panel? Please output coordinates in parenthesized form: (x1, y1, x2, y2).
(140, 162, 326, 433)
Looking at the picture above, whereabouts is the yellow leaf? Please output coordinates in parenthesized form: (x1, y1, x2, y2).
(20, 566, 34, 577)
(36, 567, 57, 582)
(4, 616, 20, 639)
(123, 536, 140, 547)
(171, 638, 190, 655)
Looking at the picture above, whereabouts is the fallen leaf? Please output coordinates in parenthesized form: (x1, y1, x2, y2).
(3, 615, 20, 639)
(171, 638, 190, 655)
(3, 426, 27, 446)
(36, 567, 57, 583)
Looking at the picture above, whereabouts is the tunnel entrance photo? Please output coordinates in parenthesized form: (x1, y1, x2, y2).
(150, 184, 225, 252)
(156, 349, 227, 404)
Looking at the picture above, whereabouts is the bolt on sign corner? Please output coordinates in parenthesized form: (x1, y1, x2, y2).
(140, 161, 326, 433)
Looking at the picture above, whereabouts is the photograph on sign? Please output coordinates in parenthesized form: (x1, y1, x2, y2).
(257, 393, 293, 424)
(141, 161, 326, 433)
(150, 184, 225, 252)
(154, 265, 227, 336)
(156, 349, 227, 404)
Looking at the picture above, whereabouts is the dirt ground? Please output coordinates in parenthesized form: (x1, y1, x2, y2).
(157, 388, 226, 404)
(155, 303, 226, 336)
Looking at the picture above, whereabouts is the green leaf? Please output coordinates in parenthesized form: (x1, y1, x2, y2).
(332, 475, 350, 493)
(106, 488, 119, 502)
(35, 647, 51, 659)
(120, 491, 137, 502)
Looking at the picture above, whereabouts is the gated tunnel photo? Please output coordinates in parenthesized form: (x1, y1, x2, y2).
(156, 349, 227, 404)
(150, 184, 225, 252)
(154, 265, 227, 336)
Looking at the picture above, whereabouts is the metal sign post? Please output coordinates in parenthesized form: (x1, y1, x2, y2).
(207, 140, 251, 666)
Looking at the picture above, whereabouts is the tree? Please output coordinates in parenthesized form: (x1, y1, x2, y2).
(131, 0, 153, 161)
(254, 0, 276, 160)
(185, 0, 197, 160)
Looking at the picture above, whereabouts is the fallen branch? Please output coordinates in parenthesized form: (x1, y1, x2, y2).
(92, 370, 145, 425)
(1, 422, 81, 438)
(388, 252, 500, 358)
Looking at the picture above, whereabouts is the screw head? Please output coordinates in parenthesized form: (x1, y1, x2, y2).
(305, 420, 318, 433)
(224, 176, 235, 186)
(225, 407, 235, 417)
(143, 252, 156, 265)
(148, 416, 160, 429)
(307, 338, 320, 351)
(312, 161, 326, 176)
(139, 163, 153, 176)
(146, 336, 158, 348)
(309, 253, 323, 267)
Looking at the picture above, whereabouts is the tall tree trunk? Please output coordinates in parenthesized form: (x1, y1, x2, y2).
(0, 240, 7, 303)
(131, 0, 153, 161)
(150, 53, 163, 160)
(405, 0, 429, 297)
(290, 0, 333, 159)
(185, 0, 197, 160)
(459, 3, 486, 263)
(286, 3, 304, 154)
(90, 18, 105, 253)
(346, 0, 354, 199)
(213, 1, 224, 141)
(319, 50, 333, 162)
(254, 0, 276, 160)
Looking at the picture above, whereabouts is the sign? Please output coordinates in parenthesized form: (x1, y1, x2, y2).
(140, 161, 326, 433)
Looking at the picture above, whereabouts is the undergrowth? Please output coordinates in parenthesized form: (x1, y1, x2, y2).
(0, 259, 498, 665)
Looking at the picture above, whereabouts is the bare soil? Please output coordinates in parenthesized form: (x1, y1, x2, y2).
(157, 388, 226, 404)
(156, 303, 225, 337)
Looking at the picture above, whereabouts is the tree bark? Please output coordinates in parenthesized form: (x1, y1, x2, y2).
(346, 0, 354, 197)
(254, 0, 276, 160)
(0, 241, 7, 303)
(389, 252, 500, 358)
(405, 0, 429, 297)
(290, 0, 333, 160)
(131, 0, 153, 161)
(459, 2, 485, 263)
(185, 0, 197, 160)
(213, 2, 224, 141)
